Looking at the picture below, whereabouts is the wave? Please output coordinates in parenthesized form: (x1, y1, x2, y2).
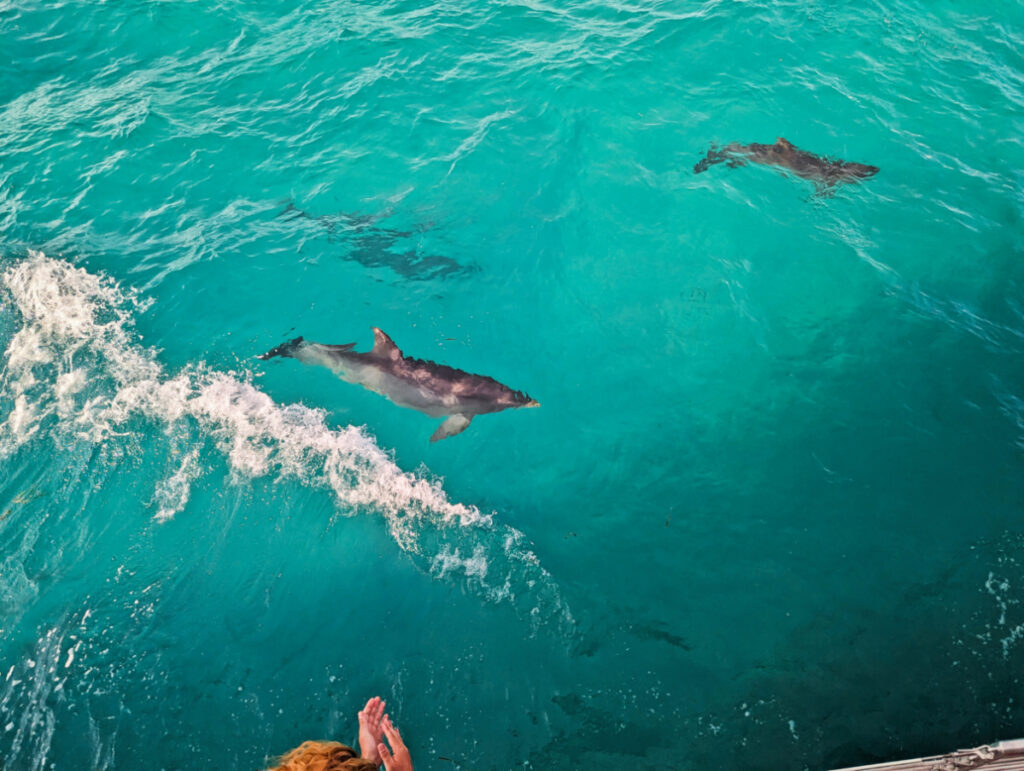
(0, 252, 572, 633)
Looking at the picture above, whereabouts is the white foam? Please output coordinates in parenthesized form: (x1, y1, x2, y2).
(984, 571, 1024, 659)
(152, 447, 201, 523)
(0, 253, 572, 632)
(0, 624, 66, 769)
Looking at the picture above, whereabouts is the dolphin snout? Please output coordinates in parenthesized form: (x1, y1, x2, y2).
(847, 163, 879, 179)
(525, 399, 541, 408)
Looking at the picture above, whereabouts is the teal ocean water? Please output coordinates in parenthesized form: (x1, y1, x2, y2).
(3, 1, 1024, 768)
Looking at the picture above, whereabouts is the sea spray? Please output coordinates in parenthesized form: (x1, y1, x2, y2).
(0, 252, 573, 633)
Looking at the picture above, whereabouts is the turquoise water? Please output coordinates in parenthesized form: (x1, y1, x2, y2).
(3, 0, 1024, 768)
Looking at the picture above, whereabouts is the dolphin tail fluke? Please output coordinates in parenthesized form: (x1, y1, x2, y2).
(258, 337, 305, 360)
(430, 414, 473, 442)
(694, 147, 730, 174)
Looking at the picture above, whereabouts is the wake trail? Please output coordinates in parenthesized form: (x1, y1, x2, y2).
(0, 252, 573, 635)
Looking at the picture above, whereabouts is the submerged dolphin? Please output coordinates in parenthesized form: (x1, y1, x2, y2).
(279, 203, 474, 281)
(258, 328, 539, 441)
(694, 138, 879, 189)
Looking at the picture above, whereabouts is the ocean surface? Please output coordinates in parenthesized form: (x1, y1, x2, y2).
(2, 1, 1024, 768)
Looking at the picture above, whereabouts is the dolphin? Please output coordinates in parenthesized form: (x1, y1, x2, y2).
(694, 138, 878, 189)
(279, 203, 474, 281)
(258, 328, 539, 441)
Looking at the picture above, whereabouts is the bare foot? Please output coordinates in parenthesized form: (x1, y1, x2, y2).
(358, 696, 386, 766)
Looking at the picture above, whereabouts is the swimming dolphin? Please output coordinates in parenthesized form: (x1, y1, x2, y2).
(258, 328, 539, 441)
(279, 203, 474, 281)
(694, 138, 878, 189)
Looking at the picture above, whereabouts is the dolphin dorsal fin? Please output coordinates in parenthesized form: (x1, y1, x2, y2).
(371, 327, 402, 360)
(776, 137, 793, 148)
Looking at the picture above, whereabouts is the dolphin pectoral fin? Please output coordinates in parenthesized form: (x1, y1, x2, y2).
(430, 414, 473, 443)
(813, 179, 838, 198)
(320, 342, 357, 354)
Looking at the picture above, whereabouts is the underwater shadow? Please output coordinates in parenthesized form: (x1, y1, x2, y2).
(279, 203, 479, 281)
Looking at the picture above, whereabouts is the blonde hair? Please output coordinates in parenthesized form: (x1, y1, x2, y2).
(268, 741, 376, 771)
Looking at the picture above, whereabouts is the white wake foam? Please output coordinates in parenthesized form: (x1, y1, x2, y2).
(0, 252, 572, 632)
